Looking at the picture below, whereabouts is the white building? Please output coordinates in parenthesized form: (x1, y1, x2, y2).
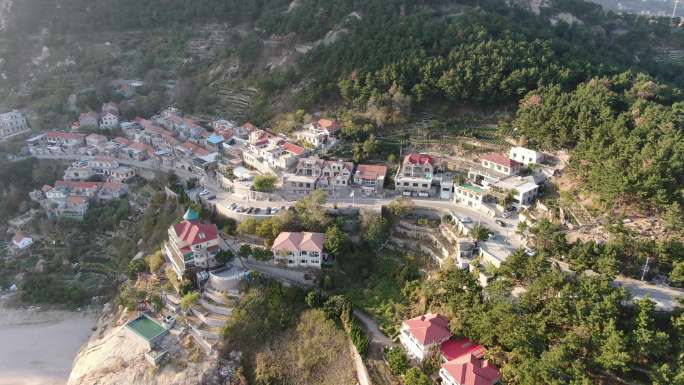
(0, 110, 29, 138)
(491, 176, 539, 208)
(100, 112, 119, 129)
(399, 313, 452, 361)
(395, 153, 435, 197)
(271, 232, 327, 269)
(12, 232, 33, 250)
(453, 183, 486, 210)
(509, 146, 544, 166)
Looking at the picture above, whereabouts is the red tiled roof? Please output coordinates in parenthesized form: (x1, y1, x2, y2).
(173, 220, 218, 245)
(282, 142, 306, 156)
(46, 131, 85, 140)
(113, 137, 131, 145)
(481, 154, 520, 169)
(403, 313, 451, 346)
(271, 232, 325, 253)
(13, 232, 29, 244)
(129, 141, 155, 155)
(55, 181, 100, 190)
(67, 195, 89, 204)
(318, 118, 340, 132)
(442, 354, 501, 385)
(440, 338, 486, 362)
(356, 164, 387, 180)
(181, 141, 210, 157)
(404, 153, 434, 166)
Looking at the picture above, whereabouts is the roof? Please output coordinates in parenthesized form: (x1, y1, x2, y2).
(404, 153, 434, 166)
(317, 118, 340, 132)
(441, 338, 486, 362)
(12, 232, 31, 243)
(173, 220, 218, 245)
(271, 232, 325, 253)
(282, 142, 306, 156)
(181, 141, 210, 157)
(207, 134, 224, 144)
(356, 164, 388, 180)
(67, 196, 88, 204)
(55, 181, 100, 190)
(459, 183, 485, 195)
(481, 154, 520, 169)
(46, 131, 85, 140)
(403, 313, 451, 346)
(323, 159, 353, 172)
(442, 354, 501, 385)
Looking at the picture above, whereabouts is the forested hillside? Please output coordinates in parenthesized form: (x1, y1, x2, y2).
(3, 0, 684, 207)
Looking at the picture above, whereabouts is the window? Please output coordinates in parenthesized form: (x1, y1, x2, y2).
(413, 183, 418, 187)
(422, 184, 428, 188)
(403, 182, 409, 186)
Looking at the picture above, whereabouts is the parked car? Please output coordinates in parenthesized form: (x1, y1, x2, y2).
(495, 219, 506, 227)
(254, 208, 261, 214)
(266, 207, 272, 215)
(230, 203, 237, 210)
(199, 189, 210, 196)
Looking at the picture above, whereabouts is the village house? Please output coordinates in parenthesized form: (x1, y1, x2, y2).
(271, 232, 327, 269)
(283, 157, 324, 194)
(353, 164, 388, 194)
(395, 153, 435, 197)
(480, 154, 521, 176)
(100, 112, 119, 129)
(292, 118, 341, 150)
(36, 180, 128, 220)
(0, 110, 29, 138)
(440, 338, 501, 385)
(65, 157, 136, 183)
(399, 313, 452, 361)
(453, 183, 486, 210)
(163, 209, 220, 278)
(318, 159, 353, 192)
(509, 146, 544, 166)
(491, 175, 539, 208)
(242, 139, 304, 174)
(12, 232, 33, 250)
(42, 131, 86, 153)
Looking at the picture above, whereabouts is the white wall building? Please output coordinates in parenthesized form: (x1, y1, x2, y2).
(0, 110, 29, 138)
(509, 146, 544, 165)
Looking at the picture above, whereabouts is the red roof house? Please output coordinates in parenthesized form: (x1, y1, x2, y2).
(440, 354, 501, 385)
(399, 313, 451, 360)
(404, 153, 434, 165)
(480, 154, 521, 175)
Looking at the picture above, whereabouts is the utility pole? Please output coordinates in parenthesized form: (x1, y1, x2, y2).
(640, 256, 650, 281)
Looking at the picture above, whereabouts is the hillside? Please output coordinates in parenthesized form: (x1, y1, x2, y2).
(2, 0, 684, 127)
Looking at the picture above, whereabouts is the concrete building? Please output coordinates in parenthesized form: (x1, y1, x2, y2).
(509, 146, 544, 166)
(395, 153, 435, 197)
(453, 183, 486, 210)
(0, 110, 29, 138)
(354, 164, 387, 194)
(163, 209, 220, 278)
(399, 313, 451, 361)
(271, 232, 327, 269)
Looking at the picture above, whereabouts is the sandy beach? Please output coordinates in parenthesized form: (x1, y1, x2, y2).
(0, 296, 97, 385)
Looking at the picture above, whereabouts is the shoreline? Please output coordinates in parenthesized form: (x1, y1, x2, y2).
(0, 296, 99, 385)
